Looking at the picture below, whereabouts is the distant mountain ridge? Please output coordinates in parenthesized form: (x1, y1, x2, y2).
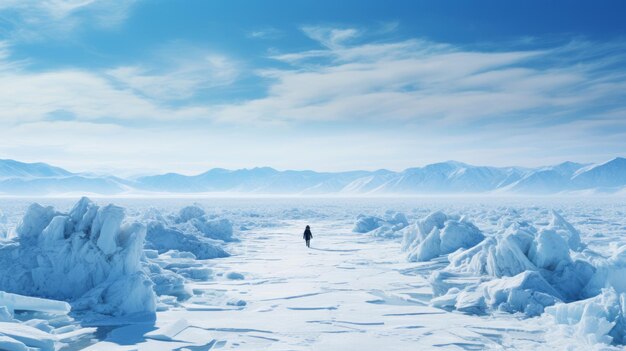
(0, 159, 73, 178)
(0, 159, 130, 195)
(0, 158, 624, 195)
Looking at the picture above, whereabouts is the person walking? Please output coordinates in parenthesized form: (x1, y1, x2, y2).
(303, 225, 313, 248)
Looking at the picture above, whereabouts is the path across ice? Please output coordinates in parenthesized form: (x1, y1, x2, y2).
(86, 218, 555, 350)
(1, 197, 624, 350)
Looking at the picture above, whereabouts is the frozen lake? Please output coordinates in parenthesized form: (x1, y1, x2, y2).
(0, 196, 625, 350)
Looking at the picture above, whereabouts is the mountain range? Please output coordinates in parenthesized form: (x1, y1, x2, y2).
(0, 157, 624, 195)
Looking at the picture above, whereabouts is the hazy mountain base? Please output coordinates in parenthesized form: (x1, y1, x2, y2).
(0, 157, 625, 195)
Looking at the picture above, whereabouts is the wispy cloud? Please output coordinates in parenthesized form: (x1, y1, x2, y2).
(216, 33, 626, 128)
(301, 26, 361, 49)
(106, 45, 240, 100)
(0, 41, 213, 122)
(247, 27, 282, 40)
(1, 28, 625, 131)
(0, 20, 625, 171)
(0, 0, 137, 40)
(375, 21, 399, 35)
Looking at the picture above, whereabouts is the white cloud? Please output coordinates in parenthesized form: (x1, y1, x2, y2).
(0, 0, 98, 19)
(0, 0, 137, 39)
(215, 36, 626, 127)
(1, 32, 625, 131)
(0, 27, 625, 171)
(0, 42, 216, 122)
(302, 26, 361, 49)
(107, 49, 239, 100)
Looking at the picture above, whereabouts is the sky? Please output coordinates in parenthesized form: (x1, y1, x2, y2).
(0, 0, 625, 175)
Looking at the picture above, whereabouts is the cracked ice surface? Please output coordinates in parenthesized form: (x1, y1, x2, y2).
(0, 197, 624, 350)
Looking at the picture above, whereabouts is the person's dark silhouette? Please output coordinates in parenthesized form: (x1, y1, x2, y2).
(303, 225, 313, 248)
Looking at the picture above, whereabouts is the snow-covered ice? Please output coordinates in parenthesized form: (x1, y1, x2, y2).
(145, 221, 229, 260)
(0, 198, 156, 318)
(403, 211, 484, 262)
(0, 291, 90, 350)
(0, 196, 624, 350)
(0, 291, 70, 315)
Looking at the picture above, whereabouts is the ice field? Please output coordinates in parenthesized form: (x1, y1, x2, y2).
(0, 196, 625, 350)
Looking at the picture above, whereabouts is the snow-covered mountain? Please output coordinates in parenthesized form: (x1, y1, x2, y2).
(0, 159, 73, 178)
(0, 158, 624, 195)
(365, 162, 525, 194)
(136, 167, 373, 194)
(134, 158, 626, 195)
(571, 157, 626, 189)
(0, 159, 130, 195)
(504, 162, 588, 194)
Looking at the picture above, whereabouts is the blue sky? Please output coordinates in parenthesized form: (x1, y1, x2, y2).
(0, 0, 625, 175)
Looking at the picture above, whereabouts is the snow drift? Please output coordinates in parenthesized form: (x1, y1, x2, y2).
(353, 211, 409, 238)
(545, 288, 626, 346)
(0, 197, 156, 317)
(408, 210, 626, 346)
(402, 211, 484, 262)
(142, 205, 231, 260)
(145, 222, 229, 260)
(175, 205, 235, 242)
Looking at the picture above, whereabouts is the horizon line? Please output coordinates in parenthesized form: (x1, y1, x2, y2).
(0, 156, 623, 178)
